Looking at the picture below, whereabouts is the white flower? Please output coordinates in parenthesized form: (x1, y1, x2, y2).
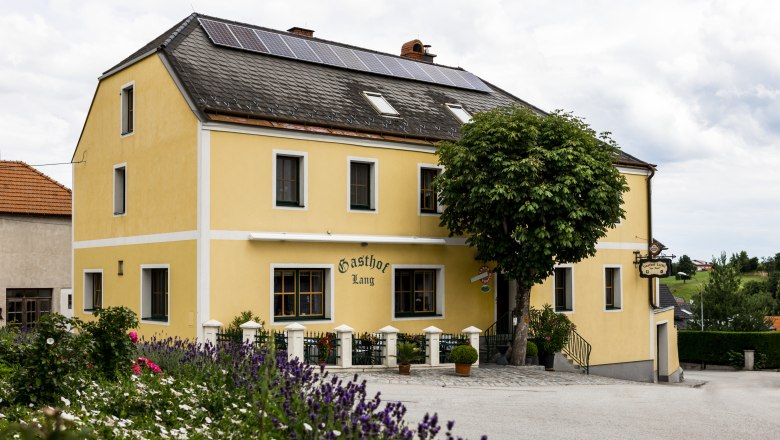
(60, 396, 71, 406)
(239, 408, 247, 414)
(60, 412, 76, 422)
(332, 430, 342, 437)
(46, 338, 54, 345)
(303, 422, 313, 432)
(205, 416, 212, 424)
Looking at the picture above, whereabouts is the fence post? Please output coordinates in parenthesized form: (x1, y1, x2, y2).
(285, 323, 306, 362)
(334, 324, 354, 368)
(240, 320, 263, 345)
(423, 326, 442, 366)
(202, 319, 223, 346)
(380, 325, 399, 367)
(462, 326, 483, 365)
(744, 350, 755, 371)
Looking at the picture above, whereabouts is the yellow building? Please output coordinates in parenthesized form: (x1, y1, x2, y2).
(73, 14, 680, 382)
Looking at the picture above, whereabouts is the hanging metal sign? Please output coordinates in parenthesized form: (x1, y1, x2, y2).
(639, 258, 672, 278)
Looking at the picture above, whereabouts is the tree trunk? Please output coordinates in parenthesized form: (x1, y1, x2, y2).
(510, 282, 531, 366)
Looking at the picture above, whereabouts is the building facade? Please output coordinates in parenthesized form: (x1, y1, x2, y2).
(0, 161, 72, 327)
(73, 14, 680, 382)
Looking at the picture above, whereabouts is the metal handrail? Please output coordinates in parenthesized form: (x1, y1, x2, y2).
(562, 328, 591, 374)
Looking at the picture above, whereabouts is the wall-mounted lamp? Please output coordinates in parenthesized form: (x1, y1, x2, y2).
(118, 260, 124, 276)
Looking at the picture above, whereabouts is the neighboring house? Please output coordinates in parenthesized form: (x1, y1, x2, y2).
(0, 161, 72, 327)
(768, 316, 780, 331)
(72, 14, 680, 382)
(693, 260, 713, 271)
(659, 284, 692, 329)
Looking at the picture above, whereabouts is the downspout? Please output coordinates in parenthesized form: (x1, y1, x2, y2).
(647, 166, 658, 309)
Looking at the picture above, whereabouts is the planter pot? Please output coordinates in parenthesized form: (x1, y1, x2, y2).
(455, 363, 472, 377)
(398, 363, 411, 375)
(541, 353, 555, 371)
(525, 355, 538, 365)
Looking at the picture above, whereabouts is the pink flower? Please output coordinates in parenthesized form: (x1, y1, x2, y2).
(128, 332, 138, 344)
(132, 364, 142, 375)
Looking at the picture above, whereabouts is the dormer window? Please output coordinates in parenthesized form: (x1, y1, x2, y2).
(446, 103, 471, 123)
(363, 92, 399, 117)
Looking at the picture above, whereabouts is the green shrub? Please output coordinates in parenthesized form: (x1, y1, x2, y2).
(82, 306, 139, 380)
(530, 304, 574, 353)
(678, 330, 780, 368)
(225, 310, 264, 334)
(526, 340, 538, 357)
(395, 341, 423, 365)
(450, 345, 478, 364)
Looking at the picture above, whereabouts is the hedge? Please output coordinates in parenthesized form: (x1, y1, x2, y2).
(678, 331, 780, 368)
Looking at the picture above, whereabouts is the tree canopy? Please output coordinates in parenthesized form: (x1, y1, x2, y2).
(435, 105, 628, 364)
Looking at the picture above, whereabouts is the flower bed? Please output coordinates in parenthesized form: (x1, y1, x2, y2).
(0, 309, 481, 439)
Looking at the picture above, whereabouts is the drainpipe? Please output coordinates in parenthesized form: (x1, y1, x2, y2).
(647, 166, 658, 309)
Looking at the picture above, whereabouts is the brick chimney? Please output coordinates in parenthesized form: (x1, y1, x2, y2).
(400, 39, 436, 63)
(288, 27, 314, 37)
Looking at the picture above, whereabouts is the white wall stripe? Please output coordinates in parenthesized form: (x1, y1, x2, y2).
(73, 231, 198, 249)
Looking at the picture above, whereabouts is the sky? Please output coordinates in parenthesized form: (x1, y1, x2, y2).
(1, 0, 779, 261)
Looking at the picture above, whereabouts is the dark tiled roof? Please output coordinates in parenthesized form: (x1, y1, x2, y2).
(0, 161, 71, 216)
(659, 284, 677, 309)
(108, 14, 652, 168)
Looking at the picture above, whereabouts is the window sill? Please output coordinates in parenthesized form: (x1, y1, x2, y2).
(605, 307, 622, 311)
(142, 317, 169, 323)
(274, 316, 327, 322)
(555, 308, 573, 313)
(83, 308, 100, 313)
(350, 206, 375, 211)
(394, 313, 441, 318)
(275, 203, 304, 208)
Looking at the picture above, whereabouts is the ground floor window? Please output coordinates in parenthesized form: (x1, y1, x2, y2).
(605, 266, 622, 310)
(554, 267, 573, 312)
(394, 268, 441, 317)
(141, 266, 169, 322)
(83, 271, 103, 311)
(274, 268, 326, 320)
(5, 288, 52, 328)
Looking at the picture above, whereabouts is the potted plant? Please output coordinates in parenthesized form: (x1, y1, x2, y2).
(451, 344, 478, 377)
(530, 304, 575, 371)
(317, 334, 333, 366)
(525, 340, 539, 365)
(395, 341, 423, 375)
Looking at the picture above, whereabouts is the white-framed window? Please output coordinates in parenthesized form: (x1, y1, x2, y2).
(141, 265, 169, 324)
(392, 265, 445, 320)
(445, 103, 472, 123)
(113, 163, 127, 216)
(83, 270, 103, 312)
(270, 264, 334, 325)
(120, 81, 135, 136)
(418, 163, 443, 215)
(604, 265, 623, 311)
(553, 266, 574, 312)
(272, 150, 308, 209)
(363, 91, 399, 117)
(347, 157, 378, 213)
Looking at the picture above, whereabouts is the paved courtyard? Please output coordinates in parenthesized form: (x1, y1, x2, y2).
(334, 366, 780, 439)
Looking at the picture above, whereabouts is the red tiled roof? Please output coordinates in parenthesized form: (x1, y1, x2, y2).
(0, 161, 71, 216)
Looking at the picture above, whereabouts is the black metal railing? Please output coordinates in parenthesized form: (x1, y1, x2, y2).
(216, 331, 242, 344)
(397, 333, 427, 364)
(483, 311, 516, 361)
(439, 333, 468, 363)
(352, 332, 385, 365)
(303, 331, 339, 365)
(255, 329, 287, 352)
(562, 328, 591, 374)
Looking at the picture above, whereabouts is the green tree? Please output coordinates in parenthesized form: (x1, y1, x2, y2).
(435, 105, 627, 365)
(676, 255, 697, 277)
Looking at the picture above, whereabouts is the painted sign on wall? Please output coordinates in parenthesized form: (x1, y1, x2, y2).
(338, 254, 389, 286)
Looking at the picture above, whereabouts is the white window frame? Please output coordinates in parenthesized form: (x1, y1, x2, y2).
(445, 103, 472, 123)
(113, 163, 127, 216)
(83, 269, 103, 313)
(363, 91, 400, 117)
(417, 163, 444, 216)
(552, 265, 574, 313)
(347, 156, 378, 214)
(391, 264, 445, 321)
(604, 264, 623, 312)
(140, 264, 170, 325)
(269, 263, 335, 326)
(272, 149, 308, 210)
(120, 81, 135, 137)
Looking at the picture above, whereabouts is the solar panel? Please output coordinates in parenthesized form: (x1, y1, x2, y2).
(280, 34, 321, 63)
(198, 18, 491, 92)
(228, 24, 268, 53)
(254, 29, 295, 58)
(200, 19, 240, 48)
(354, 51, 391, 75)
(308, 40, 345, 67)
(329, 45, 369, 71)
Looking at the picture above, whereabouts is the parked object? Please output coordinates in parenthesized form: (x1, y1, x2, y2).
(451, 345, 478, 377)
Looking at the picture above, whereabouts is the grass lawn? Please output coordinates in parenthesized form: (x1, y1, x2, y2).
(661, 271, 768, 302)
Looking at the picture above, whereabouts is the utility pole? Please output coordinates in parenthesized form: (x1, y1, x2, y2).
(700, 289, 704, 331)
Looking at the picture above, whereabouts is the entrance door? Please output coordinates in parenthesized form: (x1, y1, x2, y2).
(656, 322, 669, 382)
(6, 288, 52, 328)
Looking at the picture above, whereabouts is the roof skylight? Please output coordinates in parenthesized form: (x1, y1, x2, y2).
(446, 103, 472, 123)
(364, 92, 399, 116)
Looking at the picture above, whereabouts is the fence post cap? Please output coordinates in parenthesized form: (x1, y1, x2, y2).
(240, 321, 263, 330)
(202, 319, 223, 328)
(462, 326, 482, 334)
(423, 326, 443, 334)
(334, 324, 354, 333)
(379, 325, 400, 333)
(285, 322, 307, 331)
